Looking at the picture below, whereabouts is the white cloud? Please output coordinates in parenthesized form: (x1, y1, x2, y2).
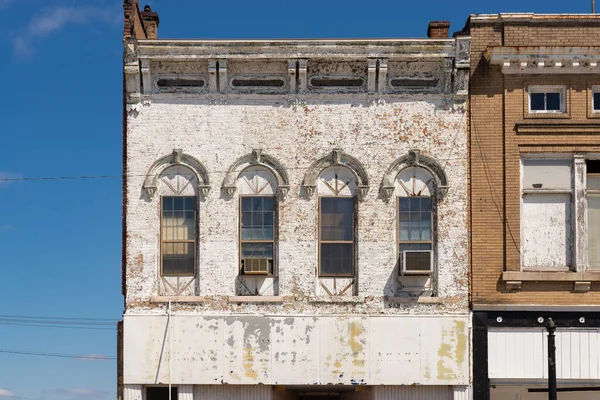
(13, 4, 121, 57)
(0, 389, 14, 397)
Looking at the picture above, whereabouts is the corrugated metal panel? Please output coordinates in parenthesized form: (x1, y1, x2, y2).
(372, 386, 452, 400)
(195, 385, 272, 400)
(489, 328, 600, 380)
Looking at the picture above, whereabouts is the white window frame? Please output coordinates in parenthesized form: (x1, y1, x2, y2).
(528, 85, 566, 114)
(592, 85, 600, 113)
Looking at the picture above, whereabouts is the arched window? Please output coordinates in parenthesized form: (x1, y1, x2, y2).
(157, 166, 198, 277)
(143, 149, 210, 283)
(317, 166, 356, 277)
(222, 150, 289, 279)
(382, 150, 448, 293)
(303, 149, 370, 281)
(238, 167, 278, 276)
(397, 167, 434, 275)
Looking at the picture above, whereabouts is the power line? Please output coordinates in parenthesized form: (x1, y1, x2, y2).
(0, 349, 116, 360)
(0, 322, 115, 331)
(0, 314, 118, 322)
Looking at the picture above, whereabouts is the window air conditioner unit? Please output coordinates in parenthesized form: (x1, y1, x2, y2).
(401, 250, 433, 275)
(241, 258, 272, 275)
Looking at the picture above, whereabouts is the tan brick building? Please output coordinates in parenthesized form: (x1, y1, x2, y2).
(469, 13, 600, 400)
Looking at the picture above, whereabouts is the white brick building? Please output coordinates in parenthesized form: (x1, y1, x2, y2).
(120, 3, 472, 400)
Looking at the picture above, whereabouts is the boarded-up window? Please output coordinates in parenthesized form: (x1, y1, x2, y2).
(522, 194, 572, 269)
(521, 159, 572, 269)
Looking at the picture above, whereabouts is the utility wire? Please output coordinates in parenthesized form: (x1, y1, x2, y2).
(0, 349, 116, 360)
(0, 322, 115, 331)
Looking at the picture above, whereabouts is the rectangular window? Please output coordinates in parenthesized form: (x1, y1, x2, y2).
(240, 196, 274, 275)
(319, 197, 354, 276)
(593, 91, 600, 112)
(146, 387, 177, 400)
(521, 159, 572, 269)
(161, 196, 196, 276)
(399, 197, 433, 273)
(529, 86, 565, 113)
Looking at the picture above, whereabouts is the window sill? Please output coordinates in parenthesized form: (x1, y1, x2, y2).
(502, 271, 600, 293)
(386, 296, 443, 304)
(150, 296, 206, 303)
(228, 296, 284, 303)
(308, 296, 365, 304)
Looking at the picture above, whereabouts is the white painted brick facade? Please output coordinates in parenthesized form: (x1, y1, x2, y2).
(122, 37, 472, 396)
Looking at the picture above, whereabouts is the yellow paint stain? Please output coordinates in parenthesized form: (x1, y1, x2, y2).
(352, 359, 365, 367)
(348, 322, 364, 354)
(437, 329, 457, 381)
(453, 320, 467, 366)
(243, 346, 258, 380)
(334, 360, 342, 368)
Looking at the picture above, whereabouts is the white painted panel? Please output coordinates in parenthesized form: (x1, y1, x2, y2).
(419, 317, 469, 385)
(223, 316, 272, 384)
(489, 328, 600, 380)
(522, 194, 571, 269)
(171, 317, 224, 383)
(124, 315, 469, 385)
(271, 317, 320, 384)
(319, 316, 369, 384)
(372, 385, 452, 400)
(369, 317, 421, 384)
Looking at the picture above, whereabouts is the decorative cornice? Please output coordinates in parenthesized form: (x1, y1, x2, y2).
(486, 46, 600, 74)
(136, 39, 459, 61)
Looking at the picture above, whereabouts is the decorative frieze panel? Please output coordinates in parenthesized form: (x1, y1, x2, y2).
(487, 46, 600, 74)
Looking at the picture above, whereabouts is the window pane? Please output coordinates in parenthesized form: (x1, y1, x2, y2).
(399, 197, 410, 211)
(546, 92, 561, 111)
(588, 196, 600, 267)
(530, 93, 545, 110)
(173, 197, 184, 210)
(162, 242, 194, 275)
(242, 243, 273, 258)
(320, 243, 353, 275)
(241, 197, 252, 211)
(162, 197, 173, 211)
(594, 92, 600, 111)
(400, 243, 432, 252)
(320, 197, 354, 241)
(421, 197, 431, 212)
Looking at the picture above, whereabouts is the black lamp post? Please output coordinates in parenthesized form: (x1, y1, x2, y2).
(546, 318, 557, 400)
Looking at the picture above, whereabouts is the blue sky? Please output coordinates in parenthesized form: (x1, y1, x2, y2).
(0, 0, 594, 399)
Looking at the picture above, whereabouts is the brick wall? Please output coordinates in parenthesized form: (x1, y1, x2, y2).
(469, 15, 600, 305)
